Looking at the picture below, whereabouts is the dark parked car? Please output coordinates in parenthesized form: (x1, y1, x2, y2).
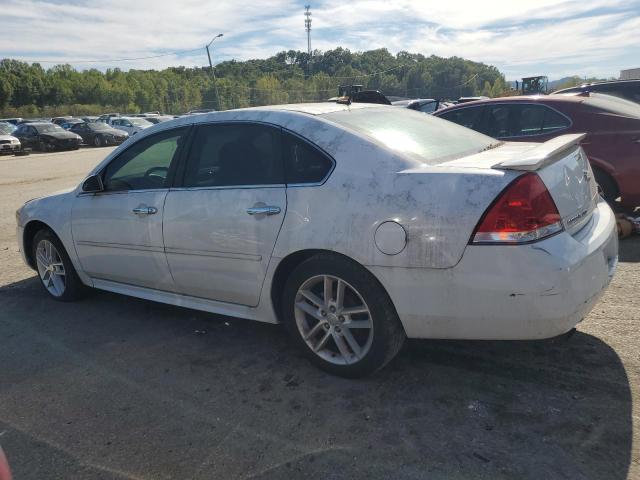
(13, 122, 83, 152)
(69, 122, 128, 147)
(60, 119, 85, 130)
(392, 98, 452, 113)
(552, 79, 640, 104)
(434, 93, 640, 208)
(145, 115, 174, 124)
(51, 116, 73, 126)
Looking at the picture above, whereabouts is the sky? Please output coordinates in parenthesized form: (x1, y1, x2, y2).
(1, 0, 639, 80)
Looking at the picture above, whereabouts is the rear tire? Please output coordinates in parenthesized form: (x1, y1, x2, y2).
(32, 229, 86, 302)
(593, 167, 618, 205)
(281, 254, 405, 377)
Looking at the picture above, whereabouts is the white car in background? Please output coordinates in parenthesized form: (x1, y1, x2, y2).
(15, 103, 617, 377)
(109, 116, 152, 136)
(0, 122, 20, 154)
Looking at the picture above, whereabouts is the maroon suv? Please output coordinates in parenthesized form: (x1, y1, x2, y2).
(434, 93, 640, 208)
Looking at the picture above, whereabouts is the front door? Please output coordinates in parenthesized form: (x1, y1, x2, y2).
(163, 123, 286, 306)
(72, 127, 188, 290)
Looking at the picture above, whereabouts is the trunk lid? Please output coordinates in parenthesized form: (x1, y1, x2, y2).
(493, 134, 598, 235)
(442, 134, 598, 235)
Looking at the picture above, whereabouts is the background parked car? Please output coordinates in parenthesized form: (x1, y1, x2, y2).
(552, 79, 640, 104)
(0, 122, 21, 154)
(51, 116, 73, 126)
(81, 116, 98, 123)
(392, 98, 452, 113)
(13, 122, 82, 151)
(60, 118, 85, 130)
(108, 116, 152, 135)
(96, 113, 120, 123)
(0, 121, 16, 133)
(0, 118, 22, 125)
(69, 122, 128, 147)
(145, 115, 174, 124)
(434, 93, 640, 208)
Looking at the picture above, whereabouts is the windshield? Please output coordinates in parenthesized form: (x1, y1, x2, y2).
(129, 118, 152, 127)
(34, 124, 64, 133)
(584, 93, 640, 119)
(0, 124, 13, 135)
(323, 107, 498, 164)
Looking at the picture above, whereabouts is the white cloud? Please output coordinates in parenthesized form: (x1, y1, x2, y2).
(0, 0, 638, 78)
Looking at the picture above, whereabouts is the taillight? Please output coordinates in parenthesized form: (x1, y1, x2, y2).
(471, 172, 563, 244)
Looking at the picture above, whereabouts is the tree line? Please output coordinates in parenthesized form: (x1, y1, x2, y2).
(0, 48, 509, 117)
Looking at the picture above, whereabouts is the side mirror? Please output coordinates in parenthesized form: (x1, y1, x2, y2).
(82, 174, 104, 193)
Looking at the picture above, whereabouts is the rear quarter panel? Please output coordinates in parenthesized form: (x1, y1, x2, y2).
(271, 116, 517, 269)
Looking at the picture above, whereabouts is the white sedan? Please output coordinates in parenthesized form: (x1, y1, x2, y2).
(15, 103, 618, 377)
(108, 116, 152, 136)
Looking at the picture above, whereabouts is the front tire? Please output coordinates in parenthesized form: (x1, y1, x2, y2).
(93, 136, 103, 147)
(281, 254, 405, 377)
(32, 229, 86, 302)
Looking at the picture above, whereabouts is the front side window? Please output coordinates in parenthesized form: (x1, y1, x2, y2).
(102, 127, 186, 192)
(283, 133, 333, 184)
(183, 123, 283, 188)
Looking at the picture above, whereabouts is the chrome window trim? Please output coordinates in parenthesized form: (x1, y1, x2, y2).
(169, 184, 286, 192)
(439, 102, 573, 139)
(76, 187, 170, 197)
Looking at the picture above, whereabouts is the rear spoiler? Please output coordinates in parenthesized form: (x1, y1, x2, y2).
(493, 133, 586, 171)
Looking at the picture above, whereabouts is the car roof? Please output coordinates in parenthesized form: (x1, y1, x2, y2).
(240, 102, 384, 116)
(437, 94, 588, 110)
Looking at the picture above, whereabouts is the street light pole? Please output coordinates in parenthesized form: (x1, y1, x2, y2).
(206, 33, 223, 110)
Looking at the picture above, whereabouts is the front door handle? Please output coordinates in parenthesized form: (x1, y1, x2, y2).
(132, 206, 158, 215)
(246, 206, 281, 216)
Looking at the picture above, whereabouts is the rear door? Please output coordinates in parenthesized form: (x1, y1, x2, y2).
(162, 122, 287, 306)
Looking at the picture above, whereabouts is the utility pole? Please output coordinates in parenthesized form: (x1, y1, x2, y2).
(304, 5, 312, 56)
(206, 33, 223, 110)
(304, 5, 312, 78)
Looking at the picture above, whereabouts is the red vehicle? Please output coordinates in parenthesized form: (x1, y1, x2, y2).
(434, 93, 640, 208)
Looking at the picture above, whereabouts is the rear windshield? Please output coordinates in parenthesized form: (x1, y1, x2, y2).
(584, 94, 640, 119)
(322, 107, 498, 164)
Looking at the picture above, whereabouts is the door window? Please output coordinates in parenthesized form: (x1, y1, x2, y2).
(283, 133, 334, 184)
(542, 107, 571, 133)
(417, 101, 437, 113)
(439, 106, 483, 130)
(102, 127, 186, 192)
(483, 104, 570, 138)
(183, 123, 284, 187)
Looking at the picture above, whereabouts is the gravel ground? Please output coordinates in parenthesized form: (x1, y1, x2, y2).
(0, 148, 638, 480)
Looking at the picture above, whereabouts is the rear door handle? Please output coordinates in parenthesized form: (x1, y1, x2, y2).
(132, 206, 158, 215)
(246, 206, 281, 216)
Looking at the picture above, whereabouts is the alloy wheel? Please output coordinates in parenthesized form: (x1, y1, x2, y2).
(35, 239, 66, 297)
(294, 275, 373, 365)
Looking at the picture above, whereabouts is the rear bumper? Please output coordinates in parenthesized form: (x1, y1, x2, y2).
(370, 199, 618, 340)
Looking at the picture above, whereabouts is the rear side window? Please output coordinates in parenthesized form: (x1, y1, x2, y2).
(283, 133, 333, 184)
(439, 107, 483, 129)
(183, 123, 284, 188)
